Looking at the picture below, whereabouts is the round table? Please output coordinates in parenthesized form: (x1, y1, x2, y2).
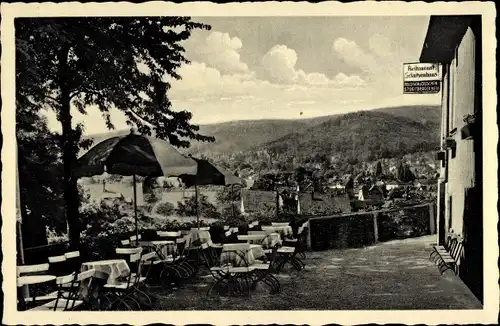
(220, 244, 265, 267)
(191, 230, 212, 247)
(81, 259, 129, 285)
(260, 233, 282, 248)
(139, 240, 177, 259)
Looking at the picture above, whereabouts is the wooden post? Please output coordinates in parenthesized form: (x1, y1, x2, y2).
(429, 202, 436, 235)
(132, 174, 139, 242)
(306, 219, 312, 250)
(373, 212, 379, 243)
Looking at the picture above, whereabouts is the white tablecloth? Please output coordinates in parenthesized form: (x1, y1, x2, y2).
(220, 244, 264, 267)
(139, 240, 177, 258)
(190, 230, 212, 247)
(81, 259, 129, 285)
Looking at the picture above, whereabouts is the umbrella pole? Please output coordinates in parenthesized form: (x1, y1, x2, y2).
(133, 174, 139, 244)
(195, 181, 199, 228)
(231, 184, 235, 218)
(276, 186, 279, 219)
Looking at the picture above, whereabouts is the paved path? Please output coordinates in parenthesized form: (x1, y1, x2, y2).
(148, 235, 482, 310)
(295, 235, 483, 309)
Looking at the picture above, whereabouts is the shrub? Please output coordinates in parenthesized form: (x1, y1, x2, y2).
(176, 193, 220, 220)
(156, 202, 175, 216)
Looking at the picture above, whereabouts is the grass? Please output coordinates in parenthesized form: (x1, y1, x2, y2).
(143, 235, 482, 310)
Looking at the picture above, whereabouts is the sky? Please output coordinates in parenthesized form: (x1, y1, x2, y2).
(44, 16, 442, 135)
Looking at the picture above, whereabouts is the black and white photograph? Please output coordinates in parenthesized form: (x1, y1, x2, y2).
(1, 2, 498, 325)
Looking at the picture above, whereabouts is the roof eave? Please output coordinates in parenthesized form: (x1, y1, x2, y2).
(420, 15, 475, 64)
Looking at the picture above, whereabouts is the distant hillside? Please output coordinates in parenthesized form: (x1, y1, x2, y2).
(377, 106, 441, 125)
(186, 117, 330, 154)
(81, 105, 440, 159)
(186, 105, 440, 156)
(262, 109, 440, 163)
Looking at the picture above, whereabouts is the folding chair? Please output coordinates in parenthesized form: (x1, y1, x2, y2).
(102, 249, 146, 311)
(201, 242, 231, 295)
(28, 269, 96, 311)
(17, 263, 58, 310)
(218, 243, 254, 296)
(437, 236, 464, 275)
(282, 226, 308, 260)
(243, 243, 281, 294)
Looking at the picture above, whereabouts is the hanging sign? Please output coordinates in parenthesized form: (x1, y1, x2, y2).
(403, 63, 441, 94)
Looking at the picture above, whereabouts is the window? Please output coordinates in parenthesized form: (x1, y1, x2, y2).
(449, 53, 456, 133)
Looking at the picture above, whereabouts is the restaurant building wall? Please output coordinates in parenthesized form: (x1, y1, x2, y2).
(420, 15, 483, 303)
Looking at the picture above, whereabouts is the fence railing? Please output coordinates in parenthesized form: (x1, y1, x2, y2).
(306, 201, 436, 251)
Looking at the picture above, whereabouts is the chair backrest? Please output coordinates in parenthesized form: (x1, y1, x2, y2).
(48, 255, 68, 277)
(140, 251, 156, 262)
(158, 231, 181, 238)
(64, 251, 81, 275)
(248, 230, 270, 235)
(17, 263, 50, 277)
(272, 222, 290, 227)
(451, 235, 464, 263)
(64, 251, 80, 259)
(116, 247, 142, 255)
(201, 243, 221, 270)
(222, 243, 250, 251)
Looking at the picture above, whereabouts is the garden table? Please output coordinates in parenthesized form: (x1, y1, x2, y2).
(220, 244, 264, 267)
(190, 229, 212, 247)
(139, 240, 177, 259)
(81, 259, 130, 285)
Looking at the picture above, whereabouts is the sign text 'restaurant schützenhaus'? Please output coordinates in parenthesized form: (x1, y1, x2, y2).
(403, 63, 441, 94)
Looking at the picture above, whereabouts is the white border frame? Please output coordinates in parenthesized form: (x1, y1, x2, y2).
(2, 2, 498, 325)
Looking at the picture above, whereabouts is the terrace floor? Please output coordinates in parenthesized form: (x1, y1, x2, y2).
(147, 235, 483, 310)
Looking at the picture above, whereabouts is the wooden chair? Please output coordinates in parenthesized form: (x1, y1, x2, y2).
(17, 263, 58, 310)
(102, 249, 145, 311)
(28, 269, 96, 311)
(437, 235, 464, 275)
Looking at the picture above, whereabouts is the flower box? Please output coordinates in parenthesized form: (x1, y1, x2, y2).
(461, 122, 479, 140)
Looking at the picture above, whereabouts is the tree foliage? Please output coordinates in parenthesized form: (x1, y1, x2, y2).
(17, 102, 66, 247)
(397, 162, 416, 183)
(16, 17, 214, 247)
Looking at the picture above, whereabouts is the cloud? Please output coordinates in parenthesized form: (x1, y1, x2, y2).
(368, 34, 394, 58)
(332, 37, 378, 73)
(261, 45, 301, 84)
(332, 35, 402, 96)
(333, 73, 366, 87)
(261, 44, 365, 87)
(186, 31, 248, 75)
(169, 61, 265, 101)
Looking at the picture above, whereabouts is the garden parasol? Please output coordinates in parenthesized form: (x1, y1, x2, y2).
(179, 157, 243, 227)
(75, 128, 198, 241)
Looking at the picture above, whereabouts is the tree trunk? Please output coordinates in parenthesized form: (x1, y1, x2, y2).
(58, 45, 81, 249)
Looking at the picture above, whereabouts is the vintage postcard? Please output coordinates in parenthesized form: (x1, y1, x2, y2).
(1, 1, 498, 325)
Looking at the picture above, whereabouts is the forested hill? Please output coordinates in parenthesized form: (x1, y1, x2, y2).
(82, 105, 441, 161)
(261, 109, 440, 163)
